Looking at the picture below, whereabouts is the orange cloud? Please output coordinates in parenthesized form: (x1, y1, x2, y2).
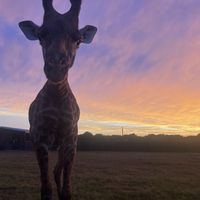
(1, 0, 200, 135)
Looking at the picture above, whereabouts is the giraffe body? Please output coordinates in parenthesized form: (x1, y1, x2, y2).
(18, 0, 97, 199)
(29, 79, 79, 200)
(29, 80, 80, 150)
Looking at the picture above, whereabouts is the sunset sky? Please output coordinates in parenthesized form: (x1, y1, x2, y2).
(1, 0, 200, 136)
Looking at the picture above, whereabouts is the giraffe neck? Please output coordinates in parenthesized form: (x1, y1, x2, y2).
(43, 75, 73, 102)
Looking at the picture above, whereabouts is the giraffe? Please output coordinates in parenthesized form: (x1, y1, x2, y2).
(18, 0, 97, 199)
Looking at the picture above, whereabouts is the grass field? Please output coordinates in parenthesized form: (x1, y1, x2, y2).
(0, 151, 200, 200)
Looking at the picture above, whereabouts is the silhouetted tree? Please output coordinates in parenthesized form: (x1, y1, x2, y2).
(2, 127, 200, 152)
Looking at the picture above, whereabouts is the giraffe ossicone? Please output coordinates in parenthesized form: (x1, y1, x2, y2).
(19, 0, 97, 199)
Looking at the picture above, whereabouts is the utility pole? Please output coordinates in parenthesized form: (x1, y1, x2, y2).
(122, 127, 124, 136)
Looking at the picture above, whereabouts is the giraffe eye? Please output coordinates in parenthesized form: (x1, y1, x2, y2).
(77, 40, 81, 45)
(38, 29, 51, 46)
(76, 39, 81, 48)
(72, 32, 82, 48)
(76, 36, 84, 47)
(39, 38, 49, 47)
(39, 35, 51, 47)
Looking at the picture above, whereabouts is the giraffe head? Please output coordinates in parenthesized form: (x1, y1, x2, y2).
(19, 0, 97, 83)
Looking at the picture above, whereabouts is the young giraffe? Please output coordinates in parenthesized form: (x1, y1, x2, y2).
(19, 0, 97, 199)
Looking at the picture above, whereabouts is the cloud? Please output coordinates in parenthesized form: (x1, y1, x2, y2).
(70, 0, 200, 135)
(1, 0, 200, 135)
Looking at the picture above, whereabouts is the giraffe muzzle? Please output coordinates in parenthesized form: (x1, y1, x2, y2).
(44, 61, 68, 83)
(46, 53, 68, 67)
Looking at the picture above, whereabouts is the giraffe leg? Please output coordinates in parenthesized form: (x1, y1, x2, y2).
(36, 144, 52, 200)
(61, 144, 76, 200)
(54, 147, 64, 200)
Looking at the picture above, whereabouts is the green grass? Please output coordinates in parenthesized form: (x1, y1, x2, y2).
(0, 151, 200, 200)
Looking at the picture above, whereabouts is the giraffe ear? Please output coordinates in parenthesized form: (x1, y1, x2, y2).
(19, 21, 39, 40)
(79, 25, 97, 44)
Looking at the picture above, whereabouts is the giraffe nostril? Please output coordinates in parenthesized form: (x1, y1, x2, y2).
(48, 58, 55, 65)
(47, 54, 67, 66)
(60, 59, 66, 66)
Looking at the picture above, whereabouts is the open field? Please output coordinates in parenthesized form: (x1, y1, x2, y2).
(0, 152, 200, 200)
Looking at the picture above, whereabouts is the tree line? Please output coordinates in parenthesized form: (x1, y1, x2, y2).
(1, 127, 200, 152)
(77, 132, 200, 152)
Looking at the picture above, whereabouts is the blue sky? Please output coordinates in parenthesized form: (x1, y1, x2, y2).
(1, 0, 200, 135)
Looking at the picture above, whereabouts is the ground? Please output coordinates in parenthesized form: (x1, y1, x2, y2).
(0, 151, 200, 200)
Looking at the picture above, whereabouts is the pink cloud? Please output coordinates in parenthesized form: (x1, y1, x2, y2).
(1, 0, 200, 135)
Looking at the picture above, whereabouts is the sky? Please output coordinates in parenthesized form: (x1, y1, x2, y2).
(1, 0, 200, 136)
